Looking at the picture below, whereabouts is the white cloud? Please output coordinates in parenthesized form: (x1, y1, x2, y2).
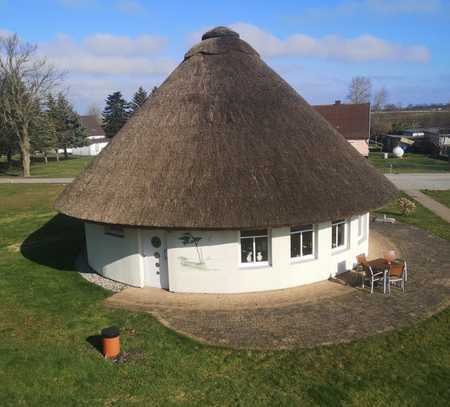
(84, 33, 166, 56)
(33, 32, 175, 111)
(39, 33, 176, 76)
(65, 76, 161, 113)
(228, 23, 430, 63)
(0, 27, 13, 39)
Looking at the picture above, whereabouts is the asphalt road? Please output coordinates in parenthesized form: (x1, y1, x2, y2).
(0, 177, 74, 184)
(385, 173, 450, 191)
(1, 173, 450, 190)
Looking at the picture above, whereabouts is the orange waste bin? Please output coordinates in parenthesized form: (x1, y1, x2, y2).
(101, 326, 120, 359)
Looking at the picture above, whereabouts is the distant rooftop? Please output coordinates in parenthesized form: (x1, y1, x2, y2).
(313, 101, 370, 141)
(80, 115, 105, 138)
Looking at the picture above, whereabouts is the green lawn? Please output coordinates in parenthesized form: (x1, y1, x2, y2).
(0, 155, 93, 177)
(369, 152, 449, 173)
(422, 190, 450, 209)
(1, 185, 450, 406)
(373, 192, 450, 241)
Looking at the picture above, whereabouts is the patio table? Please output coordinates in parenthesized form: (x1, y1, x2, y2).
(368, 258, 388, 270)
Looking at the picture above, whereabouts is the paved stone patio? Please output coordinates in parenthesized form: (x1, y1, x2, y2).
(105, 222, 450, 350)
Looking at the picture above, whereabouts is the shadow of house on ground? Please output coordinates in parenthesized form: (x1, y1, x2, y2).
(21, 214, 85, 271)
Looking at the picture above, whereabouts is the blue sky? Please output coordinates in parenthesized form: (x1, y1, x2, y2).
(1, 0, 449, 112)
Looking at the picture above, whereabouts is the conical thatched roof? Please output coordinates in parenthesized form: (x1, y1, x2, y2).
(55, 27, 397, 229)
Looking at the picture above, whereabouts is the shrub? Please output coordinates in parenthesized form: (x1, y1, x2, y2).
(398, 197, 416, 216)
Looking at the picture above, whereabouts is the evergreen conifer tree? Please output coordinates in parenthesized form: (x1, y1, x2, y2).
(130, 86, 148, 114)
(30, 112, 57, 164)
(47, 93, 88, 158)
(102, 91, 130, 138)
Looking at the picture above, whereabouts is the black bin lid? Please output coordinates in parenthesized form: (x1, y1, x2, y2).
(101, 326, 120, 338)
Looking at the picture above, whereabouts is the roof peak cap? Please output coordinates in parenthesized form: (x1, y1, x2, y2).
(202, 26, 239, 41)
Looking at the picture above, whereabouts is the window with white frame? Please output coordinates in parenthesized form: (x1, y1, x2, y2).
(104, 224, 124, 237)
(240, 229, 269, 266)
(290, 225, 314, 259)
(331, 219, 346, 249)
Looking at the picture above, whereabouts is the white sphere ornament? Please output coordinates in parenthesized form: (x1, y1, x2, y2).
(393, 146, 404, 158)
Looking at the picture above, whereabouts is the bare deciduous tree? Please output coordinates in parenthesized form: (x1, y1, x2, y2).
(346, 76, 372, 104)
(372, 86, 388, 111)
(86, 103, 102, 124)
(0, 34, 61, 176)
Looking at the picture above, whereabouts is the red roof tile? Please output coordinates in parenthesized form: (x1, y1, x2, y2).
(313, 102, 370, 140)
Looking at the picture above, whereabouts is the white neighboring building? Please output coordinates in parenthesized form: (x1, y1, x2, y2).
(60, 115, 109, 156)
(70, 138, 109, 156)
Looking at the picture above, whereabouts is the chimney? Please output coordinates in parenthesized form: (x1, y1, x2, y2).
(335, 100, 341, 105)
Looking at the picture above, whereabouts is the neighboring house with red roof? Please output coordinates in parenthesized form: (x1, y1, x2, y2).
(314, 101, 370, 157)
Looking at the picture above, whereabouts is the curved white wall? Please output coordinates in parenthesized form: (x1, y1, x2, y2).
(84, 213, 370, 293)
(85, 223, 144, 287)
(167, 215, 369, 293)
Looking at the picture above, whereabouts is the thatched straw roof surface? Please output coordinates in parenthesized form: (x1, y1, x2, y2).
(55, 27, 397, 229)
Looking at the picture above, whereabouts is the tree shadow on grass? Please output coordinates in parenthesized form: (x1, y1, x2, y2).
(20, 213, 85, 271)
(0, 158, 22, 176)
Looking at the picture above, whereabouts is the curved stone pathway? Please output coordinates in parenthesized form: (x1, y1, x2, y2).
(105, 222, 450, 350)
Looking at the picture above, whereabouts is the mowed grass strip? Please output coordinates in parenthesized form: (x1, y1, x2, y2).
(374, 192, 450, 241)
(422, 189, 450, 209)
(369, 152, 449, 173)
(1, 185, 450, 406)
(0, 155, 93, 178)
(0, 185, 65, 248)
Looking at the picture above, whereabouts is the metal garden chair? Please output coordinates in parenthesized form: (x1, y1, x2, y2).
(387, 261, 407, 294)
(356, 254, 388, 294)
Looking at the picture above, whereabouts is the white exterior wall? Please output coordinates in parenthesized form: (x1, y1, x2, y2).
(84, 213, 370, 293)
(167, 214, 369, 293)
(348, 139, 369, 157)
(71, 142, 108, 156)
(85, 223, 144, 287)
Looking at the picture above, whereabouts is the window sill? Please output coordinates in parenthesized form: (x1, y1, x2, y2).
(331, 245, 348, 255)
(290, 255, 316, 264)
(239, 261, 270, 269)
